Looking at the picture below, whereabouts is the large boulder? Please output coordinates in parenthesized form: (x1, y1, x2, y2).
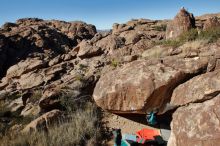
(168, 95, 220, 146)
(76, 40, 102, 58)
(93, 57, 208, 114)
(166, 8, 195, 39)
(171, 69, 220, 106)
(93, 60, 179, 114)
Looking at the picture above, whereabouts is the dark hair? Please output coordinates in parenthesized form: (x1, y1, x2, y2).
(112, 128, 122, 146)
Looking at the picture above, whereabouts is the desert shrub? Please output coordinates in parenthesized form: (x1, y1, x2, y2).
(178, 29, 198, 42)
(142, 46, 170, 59)
(157, 27, 220, 48)
(179, 39, 208, 55)
(78, 64, 88, 72)
(110, 59, 119, 67)
(154, 24, 167, 31)
(198, 27, 220, 43)
(0, 102, 101, 146)
(75, 74, 84, 81)
(59, 90, 90, 112)
(155, 39, 182, 48)
(29, 90, 42, 103)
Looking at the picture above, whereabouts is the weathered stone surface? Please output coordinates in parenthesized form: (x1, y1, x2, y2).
(90, 33, 103, 43)
(95, 35, 125, 54)
(93, 57, 209, 114)
(203, 16, 220, 30)
(49, 20, 97, 40)
(166, 8, 195, 39)
(39, 88, 62, 111)
(6, 58, 46, 78)
(19, 72, 44, 89)
(112, 23, 134, 35)
(48, 55, 61, 66)
(22, 109, 63, 133)
(93, 60, 182, 114)
(171, 69, 220, 106)
(76, 40, 102, 58)
(119, 30, 143, 45)
(168, 95, 220, 146)
(0, 18, 97, 81)
(162, 56, 209, 74)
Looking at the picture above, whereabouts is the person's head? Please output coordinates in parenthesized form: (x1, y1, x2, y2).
(112, 128, 122, 145)
(112, 128, 121, 137)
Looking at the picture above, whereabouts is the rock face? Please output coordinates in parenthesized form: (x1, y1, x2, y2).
(0, 18, 96, 78)
(94, 60, 180, 113)
(171, 69, 220, 106)
(93, 57, 209, 114)
(166, 8, 195, 39)
(168, 96, 220, 146)
(203, 16, 220, 30)
(76, 40, 102, 58)
(6, 57, 46, 78)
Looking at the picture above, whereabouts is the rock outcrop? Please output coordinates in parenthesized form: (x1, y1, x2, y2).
(166, 8, 195, 39)
(0, 18, 97, 79)
(168, 69, 220, 145)
(94, 60, 181, 114)
(203, 16, 220, 30)
(171, 69, 220, 106)
(168, 95, 220, 146)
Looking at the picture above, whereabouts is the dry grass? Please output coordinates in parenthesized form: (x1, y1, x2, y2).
(0, 102, 102, 146)
(142, 45, 171, 59)
(180, 39, 208, 55)
(156, 27, 220, 48)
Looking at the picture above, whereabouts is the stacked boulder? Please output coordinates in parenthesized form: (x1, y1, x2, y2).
(166, 8, 195, 39)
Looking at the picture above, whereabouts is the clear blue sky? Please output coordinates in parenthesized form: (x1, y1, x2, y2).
(0, 0, 220, 29)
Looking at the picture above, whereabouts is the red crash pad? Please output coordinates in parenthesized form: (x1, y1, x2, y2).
(136, 128, 160, 144)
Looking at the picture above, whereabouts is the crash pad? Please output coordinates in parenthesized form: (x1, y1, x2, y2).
(136, 128, 160, 143)
(122, 134, 137, 141)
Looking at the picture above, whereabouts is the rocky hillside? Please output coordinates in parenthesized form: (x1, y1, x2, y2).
(0, 8, 220, 146)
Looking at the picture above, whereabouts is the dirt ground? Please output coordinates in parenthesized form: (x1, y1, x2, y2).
(102, 112, 170, 146)
(102, 112, 160, 145)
